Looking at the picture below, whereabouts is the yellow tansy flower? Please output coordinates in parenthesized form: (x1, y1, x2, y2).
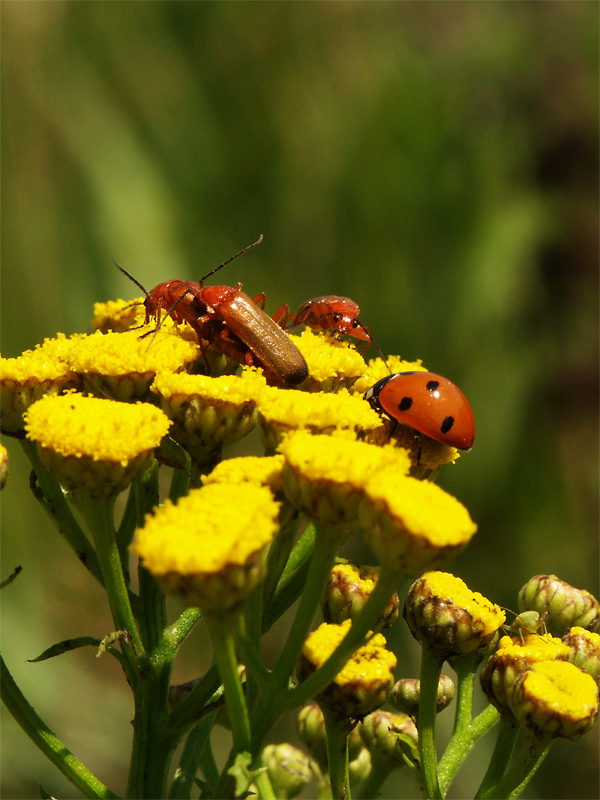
(92, 298, 146, 333)
(279, 430, 410, 529)
(480, 631, 571, 715)
(258, 386, 381, 451)
(0, 334, 83, 436)
(131, 482, 280, 614)
(202, 455, 285, 496)
(151, 370, 265, 473)
(24, 393, 171, 497)
(68, 328, 203, 402)
(563, 627, 600, 684)
(361, 476, 477, 575)
(298, 619, 397, 719)
(290, 329, 367, 392)
(508, 660, 599, 740)
(351, 355, 427, 396)
(404, 572, 505, 658)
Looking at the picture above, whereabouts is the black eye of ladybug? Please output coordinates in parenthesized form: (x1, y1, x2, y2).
(398, 396, 413, 412)
(426, 380, 440, 392)
(441, 416, 455, 433)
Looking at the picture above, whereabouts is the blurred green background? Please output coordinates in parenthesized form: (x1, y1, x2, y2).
(2, 2, 598, 798)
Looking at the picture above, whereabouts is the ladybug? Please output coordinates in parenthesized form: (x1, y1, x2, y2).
(364, 371, 475, 450)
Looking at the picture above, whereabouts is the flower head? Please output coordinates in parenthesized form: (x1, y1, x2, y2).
(1, 334, 82, 436)
(351, 356, 427, 396)
(359, 709, 419, 767)
(361, 478, 477, 576)
(131, 482, 280, 615)
(291, 329, 367, 392)
(151, 369, 265, 470)
(92, 298, 146, 333)
(297, 619, 397, 720)
(203, 454, 285, 496)
(279, 430, 410, 529)
(68, 328, 202, 402)
(480, 632, 571, 715)
(404, 572, 505, 658)
(323, 562, 400, 628)
(257, 386, 380, 452)
(508, 660, 598, 741)
(518, 575, 600, 637)
(24, 392, 170, 497)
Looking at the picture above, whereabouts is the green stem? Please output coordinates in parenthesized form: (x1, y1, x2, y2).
(168, 711, 217, 799)
(438, 652, 499, 796)
(323, 711, 352, 800)
(20, 439, 104, 586)
(418, 644, 444, 800)
(72, 492, 146, 670)
(205, 614, 251, 754)
(1, 654, 119, 799)
(474, 714, 521, 799)
(476, 733, 553, 799)
(166, 664, 222, 742)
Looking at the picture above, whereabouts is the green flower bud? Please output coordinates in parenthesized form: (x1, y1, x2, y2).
(349, 745, 372, 785)
(518, 575, 600, 637)
(389, 675, 455, 716)
(297, 702, 328, 771)
(359, 709, 419, 767)
(261, 743, 312, 799)
(562, 627, 600, 685)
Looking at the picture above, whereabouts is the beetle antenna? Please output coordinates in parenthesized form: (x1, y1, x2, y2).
(199, 234, 264, 283)
(357, 323, 392, 374)
(114, 261, 148, 296)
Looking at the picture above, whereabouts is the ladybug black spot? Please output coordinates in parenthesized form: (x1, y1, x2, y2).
(441, 416, 454, 434)
(399, 396, 413, 412)
(426, 380, 440, 392)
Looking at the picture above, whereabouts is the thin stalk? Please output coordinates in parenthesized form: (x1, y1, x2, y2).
(418, 644, 444, 800)
(474, 714, 521, 799)
(168, 711, 218, 799)
(323, 711, 352, 800)
(476, 734, 553, 799)
(1, 655, 119, 799)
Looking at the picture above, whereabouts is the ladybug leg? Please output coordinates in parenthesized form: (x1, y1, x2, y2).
(414, 432, 422, 466)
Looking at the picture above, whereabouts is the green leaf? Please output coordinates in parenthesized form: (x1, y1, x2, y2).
(28, 637, 101, 663)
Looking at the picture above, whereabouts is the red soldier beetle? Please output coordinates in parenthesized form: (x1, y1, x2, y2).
(115, 236, 309, 386)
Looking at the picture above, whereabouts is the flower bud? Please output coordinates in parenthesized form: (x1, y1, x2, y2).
(261, 743, 312, 799)
(297, 620, 397, 720)
(359, 709, 419, 767)
(404, 572, 505, 659)
(518, 575, 600, 637)
(297, 702, 328, 770)
(323, 562, 400, 628)
(348, 745, 372, 785)
(508, 660, 599, 741)
(562, 627, 600, 685)
(388, 675, 455, 716)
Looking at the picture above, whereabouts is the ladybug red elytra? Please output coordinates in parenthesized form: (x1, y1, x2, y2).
(364, 371, 475, 450)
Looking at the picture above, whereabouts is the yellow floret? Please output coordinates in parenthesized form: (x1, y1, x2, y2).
(351, 356, 427, 395)
(290, 329, 367, 391)
(69, 328, 201, 376)
(422, 571, 506, 634)
(152, 368, 266, 403)
(24, 392, 171, 465)
(92, 298, 147, 333)
(203, 455, 285, 493)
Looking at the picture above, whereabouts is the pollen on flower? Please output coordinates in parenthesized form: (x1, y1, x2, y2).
(69, 328, 201, 377)
(131, 483, 280, 612)
(302, 620, 397, 685)
(258, 386, 381, 449)
(24, 392, 171, 465)
(202, 455, 285, 494)
(92, 298, 146, 333)
(290, 329, 367, 391)
(153, 368, 266, 403)
(508, 660, 599, 740)
(351, 355, 427, 395)
(422, 572, 506, 633)
(361, 474, 477, 574)
(279, 429, 410, 487)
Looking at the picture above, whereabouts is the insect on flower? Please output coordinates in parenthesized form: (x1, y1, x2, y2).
(115, 236, 309, 386)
